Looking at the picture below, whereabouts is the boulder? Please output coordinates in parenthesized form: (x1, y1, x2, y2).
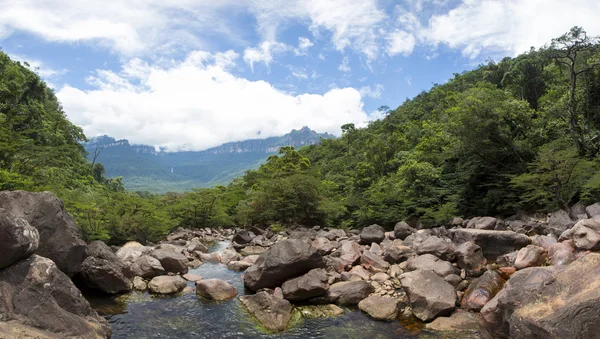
(115, 241, 149, 265)
(182, 273, 203, 282)
(282, 268, 329, 301)
(509, 254, 600, 339)
(0, 255, 111, 338)
(455, 241, 486, 276)
(232, 230, 255, 244)
(358, 295, 402, 321)
(413, 235, 455, 261)
(316, 281, 374, 305)
(147, 276, 187, 294)
(349, 265, 372, 280)
(394, 221, 414, 240)
(449, 229, 530, 261)
(150, 248, 189, 274)
(534, 235, 557, 251)
(461, 270, 505, 311)
(187, 239, 208, 253)
(468, 217, 498, 230)
(239, 246, 267, 256)
(585, 202, 600, 218)
(0, 191, 88, 276)
(383, 239, 415, 263)
(360, 224, 386, 244)
(243, 239, 324, 291)
(132, 276, 147, 291)
(425, 311, 481, 333)
(323, 229, 346, 241)
(405, 254, 457, 277)
(199, 252, 221, 263)
(130, 255, 166, 279)
(80, 241, 133, 294)
(360, 250, 389, 272)
(400, 270, 456, 321)
(311, 237, 337, 255)
(239, 290, 293, 332)
(545, 210, 574, 236)
(338, 240, 362, 266)
(0, 208, 39, 269)
(571, 224, 600, 250)
(196, 279, 237, 301)
(480, 266, 556, 339)
(219, 248, 242, 264)
(550, 249, 576, 266)
(227, 260, 253, 271)
(514, 245, 546, 270)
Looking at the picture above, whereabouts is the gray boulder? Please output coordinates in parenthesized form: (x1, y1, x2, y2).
(196, 279, 237, 300)
(360, 224, 386, 244)
(150, 248, 189, 274)
(585, 202, 600, 218)
(455, 241, 486, 276)
(282, 268, 329, 301)
(130, 255, 166, 278)
(316, 281, 374, 305)
(239, 290, 293, 332)
(413, 235, 456, 261)
(80, 241, 133, 294)
(571, 224, 600, 250)
(467, 217, 497, 230)
(449, 229, 530, 261)
(0, 255, 111, 338)
(0, 208, 39, 269)
(545, 210, 574, 236)
(148, 275, 187, 294)
(383, 239, 415, 263)
(0, 191, 88, 276)
(358, 295, 402, 321)
(243, 239, 324, 291)
(338, 240, 362, 266)
(400, 270, 456, 321)
(393, 221, 414, 240)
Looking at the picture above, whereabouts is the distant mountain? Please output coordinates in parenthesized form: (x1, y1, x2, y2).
(84, 127, 334, 193)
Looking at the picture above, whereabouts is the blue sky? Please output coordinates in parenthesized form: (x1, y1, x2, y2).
(1, 0, 599, 151)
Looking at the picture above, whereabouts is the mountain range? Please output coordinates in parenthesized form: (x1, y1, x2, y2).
(83, 127, 334, 192)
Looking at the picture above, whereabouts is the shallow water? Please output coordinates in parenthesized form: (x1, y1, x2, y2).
(87, 241, 455, 339)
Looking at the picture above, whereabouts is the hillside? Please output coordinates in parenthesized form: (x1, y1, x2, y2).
(83, 127, 333, 192)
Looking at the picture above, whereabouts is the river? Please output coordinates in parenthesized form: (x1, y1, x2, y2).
(87, 241, 458, 338)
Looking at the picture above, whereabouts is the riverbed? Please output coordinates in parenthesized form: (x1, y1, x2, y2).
(87, 241, 460, 338)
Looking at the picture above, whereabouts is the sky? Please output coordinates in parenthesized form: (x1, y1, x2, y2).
(1, 0, 600, 151)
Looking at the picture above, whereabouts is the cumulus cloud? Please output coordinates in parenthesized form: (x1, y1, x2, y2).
(423, 0, 600, 58)
(57, 50, 369, 151)
(386, 30, 416, 56)
(359, 84, 384, 99)
(294, 37, 314, 56)
(243, 41, 289, 71)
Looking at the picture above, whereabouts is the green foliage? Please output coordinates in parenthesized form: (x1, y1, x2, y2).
(5, 27, 600, 238)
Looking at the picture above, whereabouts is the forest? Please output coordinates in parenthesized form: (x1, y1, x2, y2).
(2, 27, 600, 245)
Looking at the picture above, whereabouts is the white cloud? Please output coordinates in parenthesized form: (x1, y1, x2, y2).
(243, 41, 289, 71)
(338, 57, 351, 72)
(386, 30, 416, 56)
(294, 37, 314, 56)
(404, 76, 412, 86)
(359, 84, 384, 99)
(423, 0, 600, 58)
(57, 50, 369, 151)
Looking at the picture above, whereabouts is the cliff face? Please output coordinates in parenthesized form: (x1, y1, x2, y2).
(82, 127, 334, 192)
